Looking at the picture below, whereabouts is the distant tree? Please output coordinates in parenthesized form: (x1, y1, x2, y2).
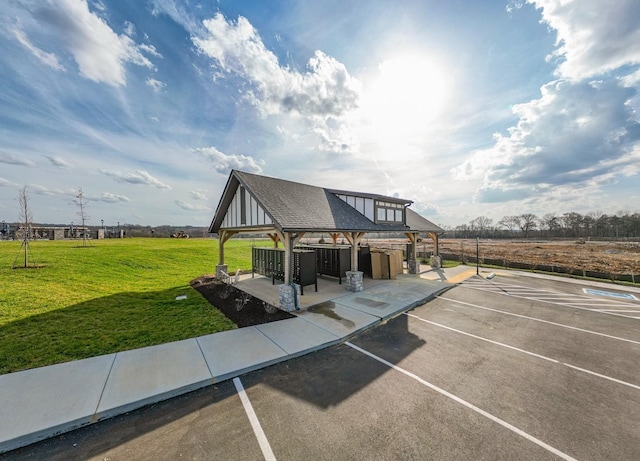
(470, 216, 493, 237)
(540, 213, 561, 237)
(518, 213, 538, 238)
(74, 187, 90, 247)
(454, 223, 470, 239)
(588, 211, 604, 238)
(618, 211, 640, 238)
(582, 214, 594, 238)
(561, 212, 583, 237)
(17, 186, 33, 267)
(497, 215, 520, 234)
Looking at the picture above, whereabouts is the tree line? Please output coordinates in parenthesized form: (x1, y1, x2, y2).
(1, 186, 210, 242)
(442, 211, 640, 239)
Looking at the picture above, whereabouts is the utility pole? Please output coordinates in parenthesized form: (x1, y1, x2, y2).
(476, 235, 479, 275)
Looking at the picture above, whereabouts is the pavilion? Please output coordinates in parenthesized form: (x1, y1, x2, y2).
(209, 170, 444, 308)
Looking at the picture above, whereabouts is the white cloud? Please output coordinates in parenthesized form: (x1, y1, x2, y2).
(463, 79, 640, 202)
(175, 200, 210, 211)
(139, 43, 162, 58)
(453, 1, 640, 213)
(146, 78, 166, 93)
(620, 69, 640, 88)
(190, 190, 207, 200)
(100, 169, 172, 189)
(193, 14, 362, 119)
(0, 152, 35, 166)
(313, 124, 359, 154)
(25, 0, 155, 86)
(29, 184, 70, 196)
(192, 146, 263, 175)
(191, 13, 364, 156)
(531, 0, 640, 80)
(149, 0, 202, 35)
(12, 26, 65, 71)
(96, 192, 130, 203)
(0, 177, 18, 188)
(123, 20, 135, 37)
(45, 155, 71, 168)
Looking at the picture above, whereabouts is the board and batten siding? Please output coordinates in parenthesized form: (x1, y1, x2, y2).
(221, 185, 273, 228)
(336, 194, 375, 221)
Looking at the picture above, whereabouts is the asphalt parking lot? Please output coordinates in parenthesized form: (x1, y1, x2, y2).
(6, 273, 640, 460)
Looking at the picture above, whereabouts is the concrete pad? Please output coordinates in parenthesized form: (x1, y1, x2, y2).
(0, 354, 115, 453)
(338, 279, 449, 319)
(256, 317, 341, 356)
(297, 301, 379, 339)
(96, 339, 211, 419)
(198, 327, 288, 382)
(338, 294, 406, 319)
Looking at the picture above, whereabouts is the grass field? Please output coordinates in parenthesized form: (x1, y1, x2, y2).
(0, 237, 259, 375)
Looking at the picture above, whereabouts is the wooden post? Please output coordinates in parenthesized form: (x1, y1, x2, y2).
(404, 232, 418, 262)
(275, 230, 290, 284)
(218, 230, 225, 266)
(218, 229, 237, 265)
(427, 232, 440, 256)
(343, 232, 365, 271)
(404, 232, 421, 274)
(275, 230, 306, 285)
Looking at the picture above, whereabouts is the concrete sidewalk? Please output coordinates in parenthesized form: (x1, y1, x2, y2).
(0, 268, 467, 454)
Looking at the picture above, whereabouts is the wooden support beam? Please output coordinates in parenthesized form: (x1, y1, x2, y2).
(273, 231, 306, 284)
(404, 232, 419, 262)
(267, 233, 280, 248)
(217, 229, 237, 265)
(329, 232, 340, 246)
(274, 230, 293, 285)
(293, 232, 306, 246)
(427, 232, 440, 256)
(343, 232, 366, 271)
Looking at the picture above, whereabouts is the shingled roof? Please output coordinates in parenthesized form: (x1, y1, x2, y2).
(406, 208, 444, 233)
(209, 170, 444, 234)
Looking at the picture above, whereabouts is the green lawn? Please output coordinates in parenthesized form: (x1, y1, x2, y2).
(0, 237, 259, 375)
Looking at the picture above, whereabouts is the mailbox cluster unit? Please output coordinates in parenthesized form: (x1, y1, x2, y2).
(298, 244, 372, 282)
(252, 245, 375, 293)
(251, 247, 317, 294)
(300, 245, 351, 284)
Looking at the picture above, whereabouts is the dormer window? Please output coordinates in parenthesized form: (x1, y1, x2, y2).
(375, 201, 404, 223)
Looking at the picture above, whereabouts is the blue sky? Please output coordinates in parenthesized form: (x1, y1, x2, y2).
(1, 0, 639, 228)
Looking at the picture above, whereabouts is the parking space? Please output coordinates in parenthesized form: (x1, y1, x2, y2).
(462, 274, 640, 318)
(6, 274, 640, 460)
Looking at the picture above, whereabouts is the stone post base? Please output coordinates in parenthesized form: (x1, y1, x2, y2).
(279, 284, 300, 311)
(345, 271, 364, 292)
(215, 264, 228, 280)
(407, 260, 420, 274)
(430, 256, 442, 269)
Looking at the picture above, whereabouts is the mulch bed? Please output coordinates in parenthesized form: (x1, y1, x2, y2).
(190, 275, 295, 327)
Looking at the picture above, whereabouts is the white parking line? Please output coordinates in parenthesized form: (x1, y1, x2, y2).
(458, 284, 640, 320)
(437, 296, 640, 346)
(405, 313, 640, 391)
(461, 280, 637, 310)
(234, 377, 277, 461)
(346, 342, 578, 461)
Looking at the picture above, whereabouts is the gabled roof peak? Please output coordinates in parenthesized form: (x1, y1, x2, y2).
(210, 170, 442, 234)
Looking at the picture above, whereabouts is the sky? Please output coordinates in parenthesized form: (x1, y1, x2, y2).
(1, 0, 640, 229)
